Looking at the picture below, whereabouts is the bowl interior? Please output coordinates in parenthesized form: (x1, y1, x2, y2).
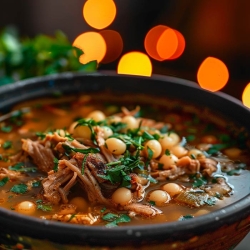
(0, 71, 249, 246)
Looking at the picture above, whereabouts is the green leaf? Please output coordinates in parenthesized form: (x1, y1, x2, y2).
(36, 200, 53, 212)
(10, 183, 28, 194)
(179, 214, 194, 221)
(9, 162, 37, 173)
(0, 177, 9, 187)
(3, 140, 12, 149)
(103, 213, 131, 228)
(1, 125, 13, 133)
(62, 144, 100, 154)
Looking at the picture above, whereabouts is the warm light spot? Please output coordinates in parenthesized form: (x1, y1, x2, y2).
(144, 25, 185, 61)
(242, 83, 250, 108)
(157, 28, 179, 60)
(99, 30, 123, 64)
(168, 29, 185, 60)
(197, 57, 229, 92)
(73, 32, 106, 64)
(117, 52, 152, 77)
(83, 0, 116, 30)
(144, 25, 166, 61)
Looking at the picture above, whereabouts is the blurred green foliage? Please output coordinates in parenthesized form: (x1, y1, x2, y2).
(0, 26, 97, 85)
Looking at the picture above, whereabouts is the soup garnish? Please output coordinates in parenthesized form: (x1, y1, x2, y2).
(0, 94, 249, 227)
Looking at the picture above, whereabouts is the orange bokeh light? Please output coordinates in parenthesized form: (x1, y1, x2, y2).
(117, 51, 152, 77)
(144, 25, 185, 61)
(144, 25, 166, 61)
(197, 57, 229, 92)
(83, 0, 116, 30)
(157, 28, 179, 60)
(242, 83, 250, 108)
(72, 32, 106, 64)
(168, 29, 185, 60)
(99, 30, 123, 64)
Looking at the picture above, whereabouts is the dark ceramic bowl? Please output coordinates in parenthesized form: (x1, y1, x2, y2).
(0, 71, 249, 250)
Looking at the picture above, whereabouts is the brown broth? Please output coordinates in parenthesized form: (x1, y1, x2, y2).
(0, 93, 249, 226)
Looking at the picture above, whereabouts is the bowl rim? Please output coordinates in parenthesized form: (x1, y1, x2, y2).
(0, 71, 249, 245)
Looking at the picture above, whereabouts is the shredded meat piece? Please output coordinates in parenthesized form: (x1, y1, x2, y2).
(0, 168, 23, 180)
(21, 139, 55, 172)
(199, 158, 217, 176)
(42, 164, 75, 205)
(202, 177, 232, 197)
(130, 173, 150, 202)
(44, 132, 68, 144)
(123, 203, 162, 217)
(177, 156, 201, 173)
(120, 106, 140, 117)
(58, 204, 77, 215)
(60, 157, 110, 206)
(41, 212, 100, 224)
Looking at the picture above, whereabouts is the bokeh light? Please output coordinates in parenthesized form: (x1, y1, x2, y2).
(144, 25, 166, 61)
(83, 0, 116, 30)
(168, 29, 185, 60)
(73, 32, 106, 64)
(157, 28, 179, 60)
(117, 52, 152, 77)
(144, 25, 185, 61)
(242, 83, 250, 108)
(197, 57, 229, 92)
(99, 30, 123, 64)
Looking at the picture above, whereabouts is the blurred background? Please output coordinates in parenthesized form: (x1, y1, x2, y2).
(1, 0, 250, 101)
(0, 0, 249, 248)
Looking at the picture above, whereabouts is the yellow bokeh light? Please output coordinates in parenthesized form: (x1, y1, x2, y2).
(72, 32, 106, 64)
(117, 52, 152, 77)
(197, 57, 229, 92)
(83, 0, 116, 30)
(242, 83, 250, 108)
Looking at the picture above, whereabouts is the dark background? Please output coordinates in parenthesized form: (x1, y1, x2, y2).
(1, 0, 250, 100)
(0, 0, 249, 248)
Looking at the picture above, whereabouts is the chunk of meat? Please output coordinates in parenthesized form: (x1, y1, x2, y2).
(21, 139, 55, 172)
(199, 158, 217, 176)
(123, 203, 162, 217)
(42, 164, 76, 205)
(174, 190, 210, 208)
(60, 157, 110, 206)
(41, 212, 100, 225)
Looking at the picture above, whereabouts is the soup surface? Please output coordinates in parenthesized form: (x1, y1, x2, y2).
(0, 93, 249, 227)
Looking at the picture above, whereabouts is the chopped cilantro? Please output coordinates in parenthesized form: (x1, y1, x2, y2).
(9, 162, 37, 172)
(1, 126, 13, 133)
(32, 180, 41, 188)
(10, 183, 28, 194)
(0, 177, 9, 187)
(142, 131, 154, 140)
(147, 147, 153, 160)
(53, 158, 59, 172)
(148, 200, 156, 206)
(165, 149, 171, 156)
(205, 197, 216, 206)
(179, 214, 194, 221)
(191, 174, 207, 187)
(62, 144, 100, 155)
(102, 213, 131, 228)
(3, 140, 12, 149)
(36, 200, 53, 212)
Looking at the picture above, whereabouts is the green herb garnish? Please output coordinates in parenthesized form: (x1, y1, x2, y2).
(10, 183, 28, 194)
(0, 177, 9, 187)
